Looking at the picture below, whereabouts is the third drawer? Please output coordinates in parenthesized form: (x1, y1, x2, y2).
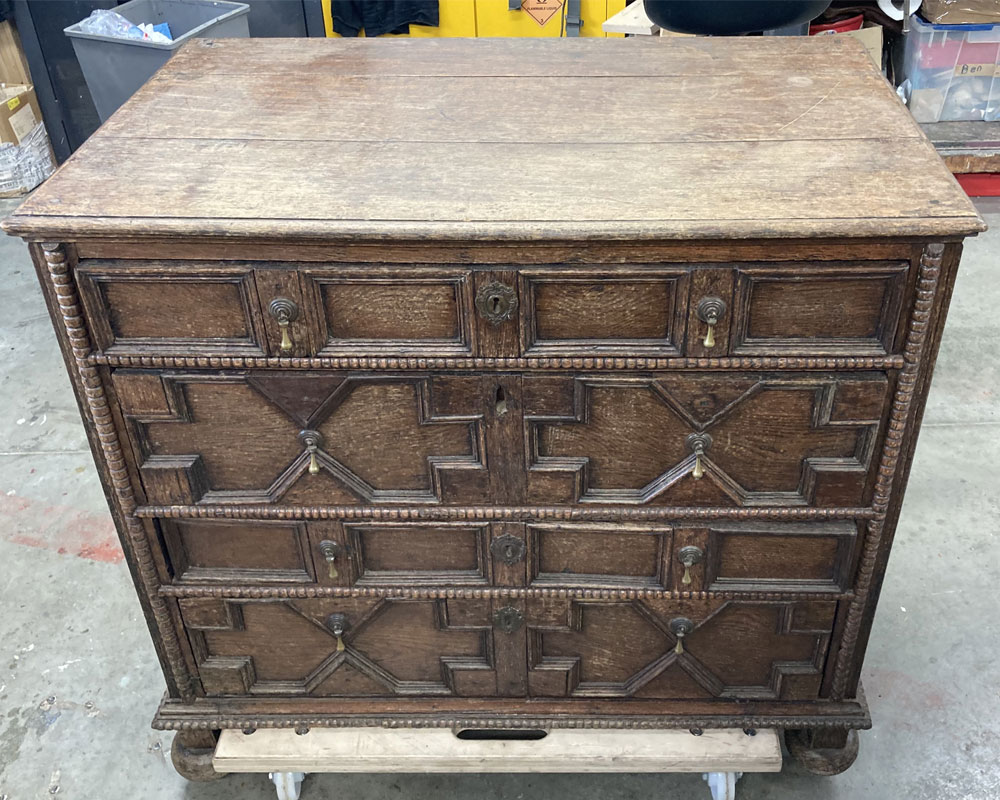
(154, 518, 860, 595)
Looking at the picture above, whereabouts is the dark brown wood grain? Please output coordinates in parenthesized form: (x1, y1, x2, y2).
(3, 38, 977, 767)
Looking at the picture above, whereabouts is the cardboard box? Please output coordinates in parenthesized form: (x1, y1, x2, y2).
(811, 23, 884, 69)
(0, 84, 55, 197)
(0, 84, 42, 145)
(921, 0, 1000, 25)
(847, 24, 884, 69)
(0, 20, 32, 86)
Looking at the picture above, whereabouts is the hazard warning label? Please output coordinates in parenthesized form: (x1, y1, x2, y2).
(521, 0, 563, 27)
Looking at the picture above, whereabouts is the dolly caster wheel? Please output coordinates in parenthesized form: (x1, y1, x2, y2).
(702, 771, 742, 800)
(270, 771, 306, 799)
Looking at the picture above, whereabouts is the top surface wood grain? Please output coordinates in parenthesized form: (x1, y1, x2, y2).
(3, 37, 984, 241)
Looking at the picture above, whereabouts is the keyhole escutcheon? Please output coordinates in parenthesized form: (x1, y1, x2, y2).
(476, 281, 517, 325)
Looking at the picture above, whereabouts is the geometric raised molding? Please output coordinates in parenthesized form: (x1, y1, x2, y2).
(179, 597, 495, 697)
(525, 373, 887, 507)
(115, 372, 486, 506)
(527, 598, 834, 701)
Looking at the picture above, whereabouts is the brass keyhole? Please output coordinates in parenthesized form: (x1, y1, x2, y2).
(476, 281, 517, 325)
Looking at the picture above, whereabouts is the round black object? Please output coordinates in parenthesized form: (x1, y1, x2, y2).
(643, 0, 832, 35)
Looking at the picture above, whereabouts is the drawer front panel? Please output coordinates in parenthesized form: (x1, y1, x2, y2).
(527, 523, 672, 589)
(114, 371, 488, 506)
(526, 597, 836, 701)
(671, 521, 859, 594)
(301, 267, 476, 356)
(520, 269, 688, 356)
(159, 519, 502, 588)
(179, 597, 504, 697)
(162, 519, 314, 584)
(79, 260, 912, 360)
(523, 521, 857, 594)
(704, 522, 858, 593)
(76, 262, 267, 355)
(346, 522, 491, 586)
(157, 518, 855, 595)
(730, 263, 908, 356)
(524, 372, 889, 507)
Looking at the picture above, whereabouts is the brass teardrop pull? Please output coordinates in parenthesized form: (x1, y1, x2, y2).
(678, 546, 704, 586)
(278, 321, 293, 352)
(268, 297, 299, 354)
(299, 430, 323, 476)
(685, 432, 712, 481)
(327, 612, 348, 652)
(670, 617, 694, 655)
(696, 296, 726, 350)
(319, 540, 340, 580)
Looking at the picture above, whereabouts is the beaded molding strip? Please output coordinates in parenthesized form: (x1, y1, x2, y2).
(159, 584, 855, 602)
(831, 243, 944, 699)
(87, 353, 907, 371)
(136, 504, 877, 521)
(41, 243, 196, 702)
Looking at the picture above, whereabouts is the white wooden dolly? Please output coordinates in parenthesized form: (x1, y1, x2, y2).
(212, 727, 782, 800)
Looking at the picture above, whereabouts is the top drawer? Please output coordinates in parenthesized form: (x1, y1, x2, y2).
(75, 259, 910, 361)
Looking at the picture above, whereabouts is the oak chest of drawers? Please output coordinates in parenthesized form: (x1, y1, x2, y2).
(4, 36, 984, 779)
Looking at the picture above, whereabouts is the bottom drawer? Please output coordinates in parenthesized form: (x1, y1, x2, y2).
(527, 597, 838, 702)
(179, 595, 838, 704)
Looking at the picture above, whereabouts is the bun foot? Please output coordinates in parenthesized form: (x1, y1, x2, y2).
(785, 728, 859, 776)
(170, 730, 224, 782)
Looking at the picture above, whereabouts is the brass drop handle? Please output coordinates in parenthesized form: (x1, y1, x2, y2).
(299, 429, 323, 475)
(670, 617, 694, 655)
(677, 546, 704, 586)
(326, 612, 349, 652)
(696, 297, 726, 349)
(319, 540, 340, 580)
(686, 432, 712, 480)
(268, 297, 299, 353)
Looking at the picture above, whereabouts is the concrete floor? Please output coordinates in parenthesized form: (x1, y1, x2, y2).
(0, 195, 998, 800)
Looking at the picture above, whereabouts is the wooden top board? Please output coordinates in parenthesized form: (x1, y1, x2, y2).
(3, 36, 984, 242)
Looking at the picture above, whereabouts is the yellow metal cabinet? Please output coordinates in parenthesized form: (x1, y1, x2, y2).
(322, 0, 625, 38)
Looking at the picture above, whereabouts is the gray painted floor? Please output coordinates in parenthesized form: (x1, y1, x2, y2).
(1, 195, 998, 800)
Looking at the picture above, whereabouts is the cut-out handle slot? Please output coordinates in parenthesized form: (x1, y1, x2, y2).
(495, 385, 508, 416)
(455, 729, 548, 741)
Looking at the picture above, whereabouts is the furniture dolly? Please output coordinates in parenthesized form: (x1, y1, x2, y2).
(210, 726, 782, 800)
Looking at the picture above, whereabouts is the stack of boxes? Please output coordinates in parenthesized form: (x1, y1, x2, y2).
(0, 19, 55, 197)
